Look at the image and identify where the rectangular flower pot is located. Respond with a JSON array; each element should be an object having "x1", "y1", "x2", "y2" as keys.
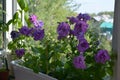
[
  {"x1": 11, "y1": 60, "x2": 57, "y2": 80},
  {"x1": 0, "y1": 70, "x2": 9, "y2": 80}
]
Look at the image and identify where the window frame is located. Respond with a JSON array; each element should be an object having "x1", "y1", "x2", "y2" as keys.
[{"x1": 112, "y1": 0, "x2": 120, "y2": 80}]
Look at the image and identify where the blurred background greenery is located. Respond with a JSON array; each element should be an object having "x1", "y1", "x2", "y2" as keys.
[{"x1": 0, "y1": 0, "x2": 3, "y2": 49}]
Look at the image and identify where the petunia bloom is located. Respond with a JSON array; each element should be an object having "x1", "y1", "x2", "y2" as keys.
[
  {"x1": 95, "y1": 49, "x2": 110, "y2": 64},
  {"x1": 32, "y1": 29, "x2": 44, "y2": 41},
  {"x1": 76, "y1": 32, "x2": 85, "y2": 40},
  {"x1": 67, "y1": 16, "x2": 79, "y2": 24},
  {"x1": 73, "y1": 55, "x2": 86, "y2": 69},
  {"x1": 33, "y1": 20, "x2": 44, "y2": 29},
  {"x1": 77, "y1": 13, "x2": 91, "y2": 22},
  {"x1": 10, "y1": 31, "x2": 20, "y2": 40},
  {"x1": 57, "y1": 22, "x2": 70, "y2": 39},
  {"x1": 19, "y1": 26, "x2": 31, "y2": 36},
  {"x1": 69, "y1": 30, "x2": 75, "y2": 36},
  {"x1": 15, "y1": 48, "x2": 25, "y2": 58},
  {"x1": 77, "y1": 39, "x2": 89, "y2": 53},
  {"x1": 29, "y1": 14, "x2": 37, "y2": 23},
  {"x1": 73, "y1": 21, "x2": 88, "y2": 36}
]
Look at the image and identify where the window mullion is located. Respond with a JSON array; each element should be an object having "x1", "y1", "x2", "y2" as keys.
[{"x1": 112, "y1": 0, "x2": 120, "y2": 80}]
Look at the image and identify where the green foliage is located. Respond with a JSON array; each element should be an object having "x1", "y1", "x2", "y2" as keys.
[
  {"x1": 17, "y1": 0, "x2": 29, "y2": 12},
  {"x1": 7, "y1": 10, "x2": 23, "y2": 29},
  {"x1": 89, "y1": 12, "x2": 113, "y2": 56},
  {"x1": 0, "y1": 21, "x2": 9, "y2": 32},
  {"x1": 21, "y1": 33, "x2": 71, "y2": 74}
]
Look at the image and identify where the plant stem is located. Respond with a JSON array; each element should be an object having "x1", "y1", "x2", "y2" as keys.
[
  {"x1": 45, "y1": 41, "x2": 49, "y2": 74},
  {"x1": 70, "y1": 36, "x2": 75, "y2": 55}
]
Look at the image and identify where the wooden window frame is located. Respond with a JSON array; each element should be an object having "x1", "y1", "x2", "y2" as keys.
[
  {"x1": 112, "y1": 0, "x2": 120, "y2": 80},
  {"x1": 0, "y1": 0, "x2": 6, "y2": 50}
]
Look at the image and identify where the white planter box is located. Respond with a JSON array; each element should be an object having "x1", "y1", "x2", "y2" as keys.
[{"x1": 11, "y1": 60, "x2": 57, "y2": 80}]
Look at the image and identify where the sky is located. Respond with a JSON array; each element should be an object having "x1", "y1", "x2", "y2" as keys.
[{"x1": 71, "y1": 0, "x2": 115, "y2": 14}]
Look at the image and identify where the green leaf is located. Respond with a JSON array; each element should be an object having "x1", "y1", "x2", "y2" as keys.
[
  {"x1": 0, "y1": 22, "x2": 9, "y2": 31},
  {"x1": 24, "y1": 13, "x2": 32, "y2": 27},
  {"x1": 13, "y1": 12, "x2": 19, "y2": 20},
  {"x1": 17, "y1": 0, "x2": 29, "y2": 12},
  {"x1": 8, "y1": 42, "x2": 16, "y2": 50},
  {"x1": 17, "y1": 18, "x2": 22, "y2": 28},
  {"x1": 31, "y1": 47, "x2": 40, "y2": 54},
  {"x1": 7, "y1": 19, "x2": 13, "y2": 26}
]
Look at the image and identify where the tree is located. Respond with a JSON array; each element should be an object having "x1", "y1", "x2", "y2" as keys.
[{"x1": 28, "y1": 0, "x2": 77, "y2": 34}]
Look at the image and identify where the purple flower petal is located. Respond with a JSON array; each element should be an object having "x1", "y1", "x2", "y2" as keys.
[
  {"x1": 73, "y1": 55, "x2": 86, "y2": 69},
  {"x1": 67, "y1": 16, "x2": 79, "y2": 24},
  {"x1": 29, "y1": 14, "x2": 37, "y2": 23},
  {"x1": 57, "y1": 22, "x2": 70, "y2": 39},
  {"x1": 76, "y1": 32, "x2": 85, "y2": 40},
  {"x1": 15, "y1": 48, "x2": 25, "y2": 58},
  {"x1": 33, "y1": 20, "x2": 44, "y2": 29},
  {"x1": 19, "y1": 26, "x2": 31, "y2": 36},
  {"x1": 33, "y1": 29, "x2": 44, "y2": 41},
  {"x1": 95, "y1": 50, "x2": 110, "y2": 64},
  {"x1": 10, "y1": 31, "x2": 20, "y2": 39},
  {"x1": 77, "y1": 13, "x2": 91, "y2": 22},
  {"x1": 77, "y1": 39, "x2": 89, "y2": 53},
  {"x1": 73, "y1": 21, "x2": 88, "y2": 35}
]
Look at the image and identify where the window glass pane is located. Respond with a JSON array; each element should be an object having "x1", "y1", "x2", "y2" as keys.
[
  {"x1": 0, "y1": 0, "x2": 3, "y2": 50},
  {"x1": 0, "y1": 31, "x2": 3, "y2": 49}
]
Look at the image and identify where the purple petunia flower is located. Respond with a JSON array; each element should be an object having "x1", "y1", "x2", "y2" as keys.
[
  {"x1": 27, "y1": 27, "x2": 35, "y2": 36},
  {"x1": 77, "y1": 13, "x2": 91, "y2": 22},
  {"x1": 77, "y1": 39, "x2": 89, "y2": 53},
  {"x1": 33, "y1": 20, "x2": 44, "y2": 29},
  {"x1": 19, "y1": 26, "x2": 31, "y2": 36},
  {"x1": 10, "y1": 31, "x2": 20, "y2": 39},
  {"x1": 95, "y1": 50, "x2": 110, "y2": 64},
  {"x1": 57, "y1": 36, "x2": 65, "y2": 40},
  {"x1": 67, "y1": 16, "x2": 79, "y2": 24},
  {"x1": 57, "y1": 22, "x2": 70, "y2": 39},
  {"x1": 76, "y1": 32, "x2": 85, "y2": 40},
  {"x1": 33, "y1": 29, "x2": 44, "y2": 41},
  {"x1": 69, "y1": 30, "x2": 74, "y2": 35},
  {"x1": 29, "y1": 14, "x2": 37, "y2": 23},
  {"x1": 73, "y1": 55, "x2": 86, "y2": 69},
  {"x1": 15, "y1": 48, "x2": 25, "y2": 58},
  {"x1": 73, "y1": 21, "x2": 88, "y2": 36}
]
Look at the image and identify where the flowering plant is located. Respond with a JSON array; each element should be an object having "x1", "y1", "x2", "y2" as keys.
[{"x1": 8, "y1": 13, "x2": 113, "y2": 80}]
